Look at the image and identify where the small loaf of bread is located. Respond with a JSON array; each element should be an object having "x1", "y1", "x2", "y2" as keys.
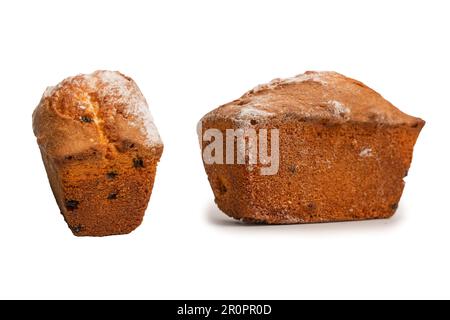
[
  {"x1": 199, "y1": 71, "x2": 424, "y2": 224},
  {"x1": 33, "y1": 71, "x2": 163, "y2": 236}
]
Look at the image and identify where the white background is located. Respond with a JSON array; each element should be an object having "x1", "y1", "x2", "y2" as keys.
[{"x1": 0, "y1": 0, "x2": 448, "y2": 300}]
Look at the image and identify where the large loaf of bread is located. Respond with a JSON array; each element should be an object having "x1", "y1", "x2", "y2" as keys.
[
  {"x1": 199, "y1": 71, "x2": 424, "y2": 224},
  {"x1": 33, "y1": 71, "x2": 163, "y2": 236}
]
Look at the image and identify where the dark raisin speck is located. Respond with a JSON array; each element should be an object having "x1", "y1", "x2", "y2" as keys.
[
  {"x1": 307, "y1": 202, "x2": 317, "y2": 211},
  {"x1": 71, "y1": 225, "x2": 83, "y2": 234},
  {"x1": 216, "y1": 178, "x2": 227, "y2": 196},
  {"x1": 106, "y1": 171, "x2": 118, "y2": 179},
  {"x1": 250, "y1": 119, "x2": 258, "y2": 126},
  {"x1": 288, "y1": 165, "x2": 297, "y2": 174},
  {"x1": 218, "y1": 184, "x2": 227, "y2": 195},
  {"x1": 65, "y1": 200, "x2": 79, "y2": 211},
  {"x1": 242, "y1": 218, "x2": 267, "y2": 225},
  {"x1": 107, "y1": 192, "x2": 118, "y2": 200},
  {"x1": 117, "y1": 140, "x2": 136, "y2": 152},
  {"x1": 391, "y1": 203, "x2": 399, "y2": 210},
  {"x1": 133, "y1": 158, "x2": 144, "y2": 168},
  {"x1": 80, "y1": 116, "x2": 94, "y2": 123}
]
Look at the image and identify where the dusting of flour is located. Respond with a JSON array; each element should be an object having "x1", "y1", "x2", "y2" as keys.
[
  {"x1": 239, "y1": 106, "x2": 274, "y2": 118},
  {"x1": 359, "y1": 147, "x2": 373, "y2": 157},
  {"x1": 250, "y1": 71, "x2": 331, "y2": 94},
  {"x1": 94, "y1": 71, "x2": 162, "y2": 145},
  {"x1": 328, "y1": 100, "x2": 350, "y2": 118},
  {"x1": 235, "y1": 95, "x2": 274, "y2": 126},
  {"x1": 94, "y1": 71, "x2": 161, "y2": 145},
  {"x1": 44, "y1": 71, "x2": 161, "y2": 146}
]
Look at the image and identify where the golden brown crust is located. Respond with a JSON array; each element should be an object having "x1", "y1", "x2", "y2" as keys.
[
  {"x1": 33, "y1": 71, "x2": 163, "y2": 236},
  {"x1": 202, "y1": 71, "x2": 424, "y2": 128},
  {"x1": 200, "y1": 72, "x2": 425, "y2": 224},
  {"x1": 33, "y1": 70, "x2": 162, "y2": 159}
]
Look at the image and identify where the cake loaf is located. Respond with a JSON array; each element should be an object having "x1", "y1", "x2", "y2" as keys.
[
  {"x1": 199, "y1": 71, "x2": 424, "y2": 224},
  {"x1": 33, "y1": 71, "x2": 163, "y2": 236}
]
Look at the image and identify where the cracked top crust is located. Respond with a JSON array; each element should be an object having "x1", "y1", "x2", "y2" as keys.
[
  {"x1": 201, "y1": 71, "x2": 425, "y2": 127},
  {"x1": 33, "y1": 70, "x2": 163, "y2": 158}
]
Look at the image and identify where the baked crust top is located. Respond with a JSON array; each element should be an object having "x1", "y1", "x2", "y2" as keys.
[
  {"x1": 33, "y1": 71, "x2": 162, "y2": 158},
  {"x1": 202, "y1": 71, "x2": 424, "y2": 127}
]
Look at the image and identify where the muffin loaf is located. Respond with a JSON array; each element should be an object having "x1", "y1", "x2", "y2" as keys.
[
  {"x1": 33, "y1": 71, "x2": 163, "y2": 236},
  {"x1": 199, "y1": 71, "x2": 424, "y2": 224}
]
